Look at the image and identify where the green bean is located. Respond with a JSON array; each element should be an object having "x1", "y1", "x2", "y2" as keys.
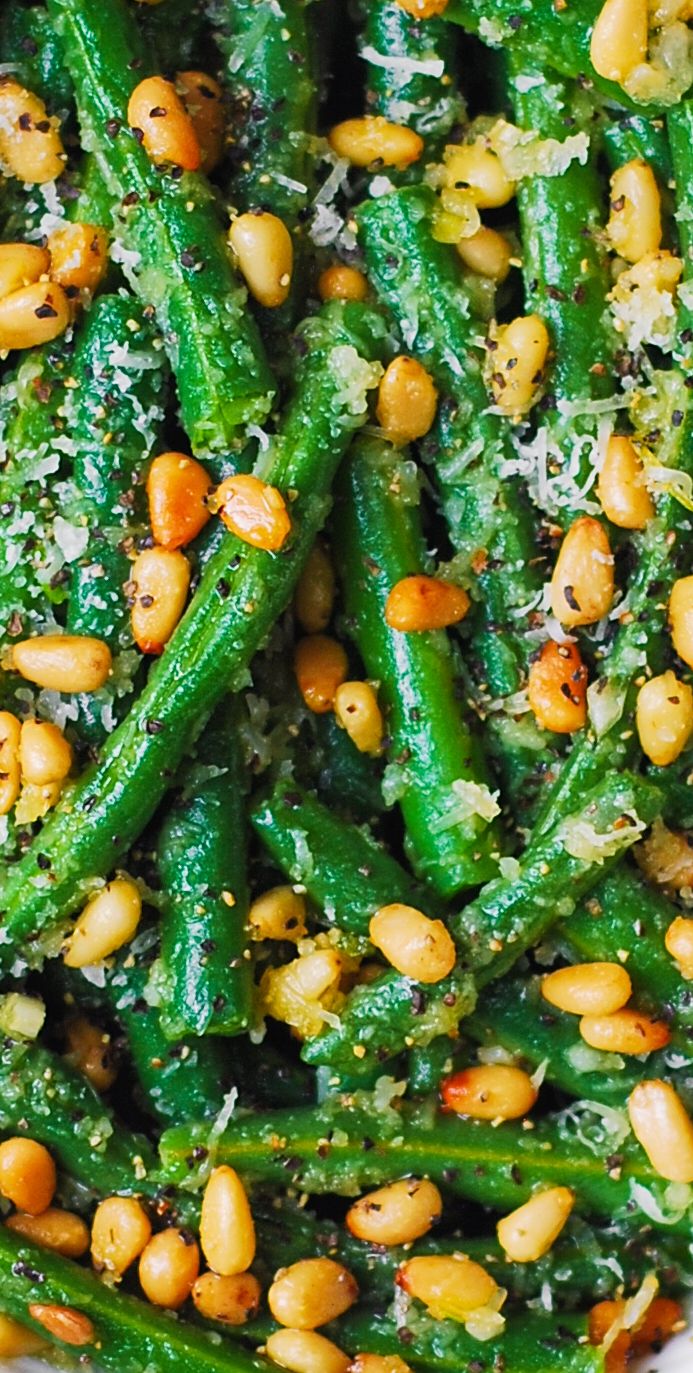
[{"x1": 359, "y1": 0, "x2": 464, "y2": 146}]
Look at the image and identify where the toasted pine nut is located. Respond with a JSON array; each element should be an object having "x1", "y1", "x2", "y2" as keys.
[
  {"x1": 265, "y1": 1328, "x2": 351, "y2": 1373},
  {"x1": 130, "y1": 546, "x2": 191, "y2": 655},
  {"x1": 147, "y1": 451, "x2": 212, "y2": 550},
  {"x1": 0, "y1": 711, "x2": 21, "y2": 815},
  {"x1": 396, "y1": 1255, "x2": 497, "y2": 1321},
  {"x1": 0, "y1": 244, "x2": 50, "y2": 301},
  {"x1": 0, "y1": 79, "x2": 65, "y2": 183},
  {"x1": 580, "y1": 1009, "x2": 671, "y2": 1055},
  {"x1": 294, "y1": 634, "x2": 348, "y2": 713},
  {"x1": 369, "y1": 903, "x2": 456, "y2": 984},
  {"x1": 249, "y1": 886, "x2": 308, "y2": 942},
  {"x1": 631, "y1": 1297, "x2": 685, "y2": 1354},
  {"x1": 11, "y1": 634, "x2": 112, "y2": 693},
  {"x1": 318, "y1": 265, "x2": 368, "y2": 302},
  {"x1": 590, "y1": 0, "x2": 648, "y2": 84},
  {"x1": 47, "y1": 223, "x2": 109, "y2": 293},
  {"x1": 28, "y1": 1305, "x2": 94, "y2": 1347},
  {"x1": 259, "y1": 948, "x2": 344, "y2": 1039},
  {"x1": 441, "y1": 1065, "x2": 538, "y2": 1121},
  {"x1": 0, "y1": 1315, "x2": 46, "y2": 1357},
  {"x1": 295, "y1": 541, "x2": 335, "y2": 634},
  {"x1": 665, "y1": 916, "x2": 693, "y2": 979},
  {"x1": 349, "y1": 1358, "x2": 413, "y2": 1373},
  {"x1": 346, "y1": 1178, "x2": 442, "y2": 1246},
  {"x1": 444, "y1": 140, "x2": 515, "y2": 209},
  {"x1": 669, "y1": 575, "x2": 693, "y2": 669},
  {"x1": 497, "y1": 1187, "x2": 574, "y2": 1263},
  {"x1": 128, "y1": 76, "x2": 200, "y2": 170},
  {"x1": 588, "y1": 1300, "x2": 631, "y2": 1368},
  {"x1": 616, "y1": 249, "x2": 682, "y2": 302},
  {"x1": 456, "y1": 225, "x2": 512, "y2": 282},
  {"x1": 636, "y1": 670, "x2": 693, "y2": 767},
  {"x1": 19, "y1": 719, "x2": 72, "y2": 786},
  {"x1": 528, "y1": 641, "x2": 588, "y2": 734},
  {"x1": 607, "y1": 161, "x2": 661, "y2": 264},
  {"x1": 139, "y1": 1227, "x2": 200, "y2": 1308},
  {"x1": 376, "y1": 356, "x2": 438, "y2": 445},
  {"x1": 597, "y1": 435, "x2": 654, "y2": 530},
  {"x1": 14, "y1": 780, "x2": 61, "y2": 825},
  {"x1": 328, "y1": 117, "x2": 423, "y2": 169},
  {"x1": 334, "y1": 681, "x2": 384, "y2": 756},
  {"x1": 0, "y1": 280, "x2": 69, "y2": 351},
  {"x1": 395, "y1": 0, "x2": 449, "y2": 15},
  {"x1": 0, "y1": 1138, "x2": 55, "y2": 1215},
  {"x1": 64, "y1": 878, "x2": 142, "y2": 968},
  {"x1": 488, "y1": 314, "x2": 549, "y2": 416},
  {"x1": 550, "y1": 516, "x2": 614, "y2": 628},
  {"x1": 628, "y1": 1079, "x2": 693, "y2": 1182},
  {"x1": 200, "y1": 1166, "x2": 256, "y2": 1276},
  {"x1": 269, "y1": 1257, "x2": 358, "y2": 1329},
  {"x1": 214, "y1": 473, "x2": 291, "y2": 551},
  {"x1": 91, "y1": 1196, "x2": 152, "y2": 1276},
  {"x1": 6, "y1": 1207, "x2": 89, "y2": 1258},
  {"x1": 64, "y1": 1016, "x2": 117, "y2": 1093},
  {"x1": 541, "y1": 962, "x2": 632, "y2": 1016},
  {"x1": 229, "y1": 211, "x2": 293, "y2": 308},
  {"x1": 175, "y1": 71, "x2": 225, "y2": 174},
  {"x1": 192, "y1": 1271, "x2": 262, "y2": 1325},
  {"x1": 384, "y1": 574, "x2": 470, "y2": 632}
]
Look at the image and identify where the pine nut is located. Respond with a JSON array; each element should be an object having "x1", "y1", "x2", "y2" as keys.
[
  {"x1": 329, "y1": 117, "x2": 423, "y2": 169},
  {"x1": 396, "y1": 1255, "x2": 497, "y2": 1321},
  {"x1": 91, "y1": 1196, "x2": 152, "y2": 1275},
  {"x1": 0, "y1": 711, "x2": 21, "y2": 816},
  {"x1": 0, "y1": 79, "x2": 65, "y2": 183},
  {"x1": 138, "y1": 1227, "x2": 200, "y2": 1308},
  {"x1": 488, "y1": 314, "x2": 549, "y2": 417},
  {"x1": 147, "y1": 451, "x2": 212, "y2": 551},
  {"x1": 269, "y1": 1257, "x2": 358, "y2": 1329},
  {"x1": 318, "y1": 265, "x2": 368, "y2": 302},
  {"x1": 384, "y1": 575, "x2": 470, "y2": 632},
  {"x1": 294, "y1": 634, "x2": 348, "y2": 713},
  {"x1": 346, "y1": 1178, "x2": 442, "y2": 1245},
  {"x1": 369, "y1": 903, "x2": 456, "y2": 984},
  {"x1": 260, "y1": 947, "x2": 344, "y2": 1039},
  {"x1": 192, "y1": 1271, "x2": 262, "y2": 1325},
  {"x1": 349, "y1": 1358, "x2": 413, "y2": 1373},
  {"x1": 395, "y1": 0, "x2": 449, "y2": 15},
  {"x1": 441, "y1": 1065, "x2": 538, "y2": 1121},
  {"x1": 63, "y1": 878, "x2": 142, "y2": 968},
  {"x1": 528, "y1": 641, "x2": 588, "y2": 734},
  {"x1": 628, "y1": 1080, "x2": 693, "y2": 1182},
  {"x1": 200, "y1": 1166, "x2": 256, "y2": 1276},
  {"x1": 580, "y1": 1009, "x2": 671, "y2": 1055},
  {"x1": 127, "y1": 75, "x2": 200, "y2": 170},
  {"x1": 607, "y1": 161, "x2": 661, "y2": 264},
  {"x1": 248, "y1": 886, "x2": 308, "y2": 942},
  {"x1": 130, "y1": 546, "x2": 191, "y2": 655},
  {"x1": 376, "y1": 356, "x2": 438, "y2": 445},
  {"x1": 444, "y1": 140, "x2": 516, "y2": 209},
  {"x1": 550, "y1": 516, "x2": 615, "y2": 627},
  {"x1": 19, "y1": 719, "x2": 72, "y2": 786},
  {"x1": 28, "y1": 1305, "x2": 94, "y2": 1347},
  {"x1": 0, "y1": 244, "x2": 50, "y2": 301},
  {"x1": 213, "y1": 473, "x2": 291, "y2": 551},
  {"x1": 0, "y1": 280, "x2": 70, "y2": 351},
  {"x1": 636, "y1": 670, "x2": 693, "y2": 766},
  {"x1": 229, "y1": 211, "x2": 294, "y2": 308},
  {"x1": 64, "y1": 1016, "x2": 118, "y2": 1093},
  {"x1": 6, "y1": 1207, "x2": 89, "y2": 1258},
  {"x1": 597, "y1": 435, "x2": 654, "y2": 530},
  {"x1": 0, "y1": 1137, "x2": 56, "y2": 1214},
  {"x1": 47, "y1": 223, "x2": 109, "y2": 293},
  {"x1": 590, "y1": 0, "x2": 648, "y2": 84},
  {"x1": 665, "y1": 916, "x2": 693, "y2": 979},
  {"x1": 334, "y1": 681, "x2": 384, "y2": 756},
  {"x1": 669, "y1": 575, "x2": 693, "y2": 669},
  {"x1": 175, "y1": 71, "x2": 225, "y2": 174},
  {"x1": 265, "y1": 1328, "x2": 351, "y2": 1373},
  {"x1": 497, "y1": 1187, "x2": 574, "y2": 1263},
  {"x1": 456, "y1": 225, "x2": 512, "y2": 282},
  {"x1": 295, "y1": 541, "x2": 335, "y2": 634},
  {"x1": 11, "y1": 634, "x2": 112, "y2": 694},
  {"x1": 541, "y1": 962, "x2": 632, "y2": 1016}
]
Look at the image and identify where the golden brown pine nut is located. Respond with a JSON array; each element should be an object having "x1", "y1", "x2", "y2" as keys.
[
  {"x1": 346, "y1": 1178, "x2": 442, "y2": 1246},
  {"x1": 229, "y1": 212, "x2": 294, "y2": 308},
  {"x1": 192, "y1": 1271, "x2": 262, "y2": 1325},
  {"x1": 128, "y1": 76, "x2": 200, "y2": 170},
  {"x1": 441, "y1": 1065, "x2": 538, "y2": 1120},
  {"x1": 139, "y1": 1227, "x2": 200, "y2": 1308},
  {"x1": 395, "y1": 0, "x2": 449, "y2": 15},
  {"x1": 636, "y1": 670, "x2": 693, "y2": 766},
  {"x1": 175, "y1": 71, "x2": 225, "y2": 174},
  {"x1": 91, "y1": 1196, "x2": 152, "y2": 1276},
  {"x1": 130, "y1": 546, "x2": 191, "y2": 655},
  {"x1": 384, "y1": 575, "x2": 470, "y2": 632},
  {"x1": 328, "y1": 117, "x2": 423, "y2": 169},
  {"x1": 294, "y1": 634, "x2": 348, "y2": 713},
  {"x1": 64, "y1": 1016, "x2": 117, "y2": 1093},
  {"x1": 665, "y1": 916, "x2": 693, "y2": 979},
  {"x1": 269, "y1": 1258, "x2": 358, "y2": 1330},
  {"x1": 248, "y1": 886, "x2": 308, "y2": 943},
  {"x1": 0, "y1": 1315, "x2": 46, "y2": 1357},
  {"x1": 396, "y1": 1255, "x2": 497, "y2": 1321},
  {"x1": 318, "y1": 265, "x2": 368, "y2": 302},
  {"x1": 550, "y1": 516, "x2": 615, "y2": 627},
  {"x1": 445, "y1": 140, "x2": 515, "y2": 209},
  {"x1": 349, "y1": 1358, "x2": 413, "y2": 1373},
  {"x1": 669, "y1": 575, "x2": 693, "y2": 669},
  {"x1": 496, "y1": 1187, "x2": 574, "y2": 1263},
  {"x1": 456, "y1": 226, "x2": 512, "y2": 282},
  {"x1": 631, "y1": 1297, "x2": 685, "y2": 1354},
  {"x1": 11, "y1": 634, "x2": 112, "y2": 693},
  {"x1": 295, "y1": 541, "x2": 335, "y2": 635},
  {"x1": 200, "y1": 1165, "x2": 256, "y2": 1277},
  {"x1": 369, "y1": 903, "x2": 456, "y2": 984},
  {"x1": 19, "y1": 719, "x2": 72, "y2": 786},
  {"x1": 579, "y1": 1009, "x2": 671, "y2": 1054},
  {"x1": 213, "y1": 473, "x2": 291, "y2": 550},
  {"x1": 597, "y1": 435, "x2": 654, "y2": 531},
  {"x1": 0, "y1": 711, "x2": 21, "y2": 816},
  {"x1": 0, "y1": 1138, "x2": 56, "y2": 1215},
  {"x1": 590, "y1": 0, "x2": 648, "y2": 83},
  {"x1": 628, "y1": 1079, "x2": 693, "y2": 1182},
  {"x1": 260, "y1": 947, "x2": 344, "y2": 1038},
  {"x1": 28, "y1": 1305, "x2": 94, "y2": 1347},
  {"x1": 527, "y1": 641, "x2": 588, "y2": 734},
  {"x1": 488, "y1": 314, "x2": 549, "y2": 416},
  {"x1": 147, "y1": 451, "x2": 212, "y2": 551},
  {"x1": 0, "y1": 280, "x2": 70, "y2": 351},
  {"x1": 47, "y1": 223, "x2": 109, "y2": 293},
  {"x1": 63, "y1": 878, "x2": 142, "y2": 968},
  {"x1": 0, "y1": 79, "x2": 65, "y2": 183},
  {"x1": 376, "y1": 356, "x2": 438, "y2": 445},
  {"x1": 333, "y1": 681, "x2": 384, "y2": 756},
  {"x1": 0, "y1": 244, "x2": 50, "y2": 301},
  {"x1": 265, "y1": 1328, "x2": 351, "y2": 1373},
  {"x1": 607, "y1": 161, "x2": 661, "y2": 265},
  {"x1": 5, "y1": 1208, "x2": 89, "y2": 1258},
  {"x1": 541, "y1": 962, "x2": 632, "y2": 1016},
  {"x1": 588, "y1": 1300, "x2": 631, "y2": 1369},
  {"x1": 14, "y1": 780, "x2": 62, "y2": 825}
]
